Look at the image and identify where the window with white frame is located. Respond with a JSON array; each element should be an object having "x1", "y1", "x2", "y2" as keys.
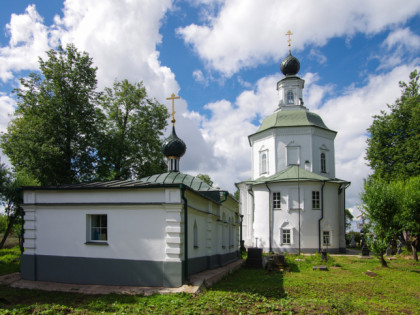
[
  {"x1": 282, "y1": 229, "x2": 291, "y2": 245},
  {"x1": 287, "y1": 91, "x2": 294, "y2": 104},
  {"x1": 321, "y1": 152, "x2": 326, "y2": 173},
  {"x1": 259, "y1": 150, "x2": 268, "y2": 175},
  {"x1": 273, "y1": 192, "x2": 281, "y2": 209},
  {"x1": 323, "y1": 231, "x2": 330, "y2": 246},
  {"x1": 312, "y1": 191, "x2": 320, "y2": 209},
  {"x1": 87, "y1": 214, "x2": 107, "y2": 242}
]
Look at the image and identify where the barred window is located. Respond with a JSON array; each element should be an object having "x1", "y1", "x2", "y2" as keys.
[
  {"x1": 312, "y1": 191, "x2": 320, "y2": 209},
  {"x1": 273, "y1": 192, "x2": 281, "y2": 209},
  {"x1": 323, "y1": 231, "x2": 330, "y2": 246}
]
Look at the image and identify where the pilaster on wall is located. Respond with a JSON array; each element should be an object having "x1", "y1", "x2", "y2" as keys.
[
  {"x1": 164, "y1": 205, "x2": 183, "y2": 262},
  {"x1": 23, "y1": 207, "x2": 36, "y2": 255},
  {"x1": 206, "y1": 214, "x2": 213, "y2": 256}
]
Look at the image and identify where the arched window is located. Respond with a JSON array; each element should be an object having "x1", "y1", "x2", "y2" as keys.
[
  {"x1": 261, "y1": 153, "x2": 267, "y2": 173},
  {"x1": 259, "y1": 149, "x2": 268, "y2": 175},
  {"x1": 321, "y1": 153, "x2": 326, "y2": 173},
  {"x1": 287, "y1": 91, "x2": 294, "y2": 104},
  {"x1": 193, "y1": 220, "x2": 198, "y2": 248}
]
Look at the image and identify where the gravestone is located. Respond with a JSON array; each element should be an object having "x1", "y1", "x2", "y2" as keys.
[
  {"x1": 313, "y1": 265, "x2": 328, "y2": 271},
  {"x1": 246, "y1": 247, "x2": 263, "y2": 268},
  {"x1": 321, "y1": 249, "x2": 328, "y2": 262}
]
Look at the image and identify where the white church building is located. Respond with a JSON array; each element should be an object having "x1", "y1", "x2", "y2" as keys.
[
  {"x1": 20, "y1": 107, "x2": 239, "y2": 287},
  {"x1": 236, "y1": 50, "x2": 350, "y2": 254}
]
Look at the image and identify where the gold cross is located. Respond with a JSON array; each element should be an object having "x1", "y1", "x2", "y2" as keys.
[
  {"x1": 166, "y1": 93, "x2": 180, "y2": 126},
  {"x1": 286, "y1": 30, "x2": 293, "y2": 51}
]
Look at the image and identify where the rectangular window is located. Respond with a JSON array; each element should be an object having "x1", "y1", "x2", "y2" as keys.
[
  {"x1": 88, "y1": 214, "x2": 107, "y2": 242},
  {"x1": 273, "y1": 192, "x2": 281, "y2": 209},
  {"x1": 282, "y1": 229, "x2": 291, "y2": 245},
  {"x1": 323, "y1": 231, "x2": 330, "y2": 246},
  {"x1": 312, "y1": 191, "x2": 320, "y2": 209}
]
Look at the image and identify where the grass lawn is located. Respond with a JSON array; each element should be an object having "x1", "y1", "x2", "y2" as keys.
[{"x1": 0, "y1": 249, "x2": 419, "y2": 314}]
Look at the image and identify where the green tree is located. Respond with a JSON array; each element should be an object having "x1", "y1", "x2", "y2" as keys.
[
  {"x1": 361, "y1": 178, "x2": 401, "y2": 267},
  {"x1": 1, "y1": 44, "x2": 100, "y2": 185},
  {"x1": 196, "y1": 174, "x2": 214, "y2": 187},
  {"x1": 399, "y1": 176, "x2": 420, "y2": 261},
  {"x1": 96, "y1": 79, "x2": 169, "y2": 180},
  {"x1": 345, "y1": 209, "x2": 354, "y2": 231},
  {"x1": 365, "y1": 70, "x2": 420, "y2": 181},
  {"x1": 0, "y1": 163, "x2": 37, "y2": 251}
]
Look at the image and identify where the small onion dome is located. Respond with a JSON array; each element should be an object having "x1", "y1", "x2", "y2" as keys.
[
  {"x1": 280, "y1": 53, "x2": 300, "y2": 76},
  {"x1": 162, "y1": 126, "x2": 186, "y2": 158}
]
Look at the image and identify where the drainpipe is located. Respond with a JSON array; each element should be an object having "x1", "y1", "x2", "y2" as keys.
[
  {"x1": 239, "y1": 214, "x2": 244, "y2": 256},
  {"x1": 318, "y1": 181, "x2": 327, "y2": 253},
  {"x1": 247, "y1": 185, "x2": 255, "y2": 247},
  {"x1": 265, "y1": 182, "x2": 272, "y2": 253},
  {"x1": 180, "y1": 184, "x2": 189, "y2": 282}
]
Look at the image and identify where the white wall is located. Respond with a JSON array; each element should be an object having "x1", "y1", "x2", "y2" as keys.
[
  {"x1": 25, "y1": 205, "x2": 168, "y2": 261},
  {"x1": 23, "y1": 187, "x2": 239, "y2": 263},
  {"x1": 241, "y1": 181, "x2": 345, "y2": 252},
  {"x1": 249, "y1": 126, "x2": 336, "y2": 179},
  {"x1": 24, "y1": 188, "x2": 172, "y2": 205}
]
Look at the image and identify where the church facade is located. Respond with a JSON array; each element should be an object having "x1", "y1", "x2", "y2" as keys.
[
  {"x1": 20, "y1": 105, "x2": 239, "y2": 287},
  {"x1": 236, "y1": 51, "x2": 350, "y2": 253}
]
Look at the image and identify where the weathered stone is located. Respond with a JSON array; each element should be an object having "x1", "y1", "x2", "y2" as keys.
[{"x1": 313, "y1": 265, "x2": 328, "y2": 271}]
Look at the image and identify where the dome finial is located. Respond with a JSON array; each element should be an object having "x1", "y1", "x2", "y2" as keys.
[
  {"x1": 163, "y1": 93, "x2": 186, "y2": 172},
  {"x1": 166, "y1": 93, "x2": 180, "y2": 127},
  {"x1": 280, "y1": 31, "x2": 300, "y2": 76},
  {"x1": 285, "y1": 30, "x2": 293, "y2": 54}
]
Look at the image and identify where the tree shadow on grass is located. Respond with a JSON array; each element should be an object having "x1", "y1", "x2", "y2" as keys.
[{"x1": 210, "y1": 266, "x2": 288, "y2": 299}]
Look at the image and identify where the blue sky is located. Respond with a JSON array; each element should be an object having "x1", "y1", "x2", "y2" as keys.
[{"x1": 0, "y1": 0, "x2": 419, "y2": 217}]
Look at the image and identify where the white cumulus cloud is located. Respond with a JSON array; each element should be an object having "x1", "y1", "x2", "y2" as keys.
[{"x1": 177, "y1": 0, "x2": 420, "y2": 76}]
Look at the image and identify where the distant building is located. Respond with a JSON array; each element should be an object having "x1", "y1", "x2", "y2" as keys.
[
  {"x1": 20, "y1": 104, "x2": 239, "y2": 287},
  {"x1": 236, "y1": 50, "x2": 350, "y2": 253}
]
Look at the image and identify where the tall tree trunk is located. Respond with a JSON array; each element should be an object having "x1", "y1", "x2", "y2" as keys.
[
  {"x1": 379, "y1": 254, "x2": 388, "y2": 267},
  {"x1": 412, "y1": 237, "x2": 418, "y2": 262},
  {"x1": 0, "y1": 215, "x2": 16, "y2": 249}
]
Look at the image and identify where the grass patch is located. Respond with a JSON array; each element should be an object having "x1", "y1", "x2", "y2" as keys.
[
  {"x1": 0, "y1": 249, "x2": 419, "y2": 314},
  {"x1": 0, "y1": 246, "x2": 20, "y2": 276}
]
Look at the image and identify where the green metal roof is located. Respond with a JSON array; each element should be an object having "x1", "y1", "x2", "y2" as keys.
[
  {"x1": 251, "y1": 110, "x2": 335, "y2": 138},
  {"x1": 23, "y1": 172, "x2": 230, "y2": 204},
  {"x1": 140, "y1": 172, "x2": 230, "y2": 203},
  {"x1": 238, "y1": 165, "x2": 349, "y2": 186},
  {"x1": 140, "y1": 172, "x2": 218, "y2": 192}
]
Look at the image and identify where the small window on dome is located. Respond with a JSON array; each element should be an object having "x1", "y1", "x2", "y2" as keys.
[{"x1": 287, "y1": 91, "x2": 294, "y2": 104}]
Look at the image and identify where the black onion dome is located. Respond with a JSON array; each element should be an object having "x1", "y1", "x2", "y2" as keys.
[
  {"x1": 162, "y1": 126, "x2": 186, "y2": 158},
  {"x1": 280, "y1": 53, "x2": 300, "y2": 76}
]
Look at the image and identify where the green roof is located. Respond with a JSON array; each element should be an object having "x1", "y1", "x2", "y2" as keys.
[
  {"x1": 140, "y1": 172, "x2": 218, "y2": 192},
  {"x1": 238, "y1": 165, "x2": 349, "y2": 186},
  {"x1": 141, "y1": 172, "x2": 229, "y2": 203},
  {"x1": 251, "y1": 110, "x2": 335, "y2": 137},
  {"x1": 24, "y1": 172, "x2": 230, "y2": 204}
]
